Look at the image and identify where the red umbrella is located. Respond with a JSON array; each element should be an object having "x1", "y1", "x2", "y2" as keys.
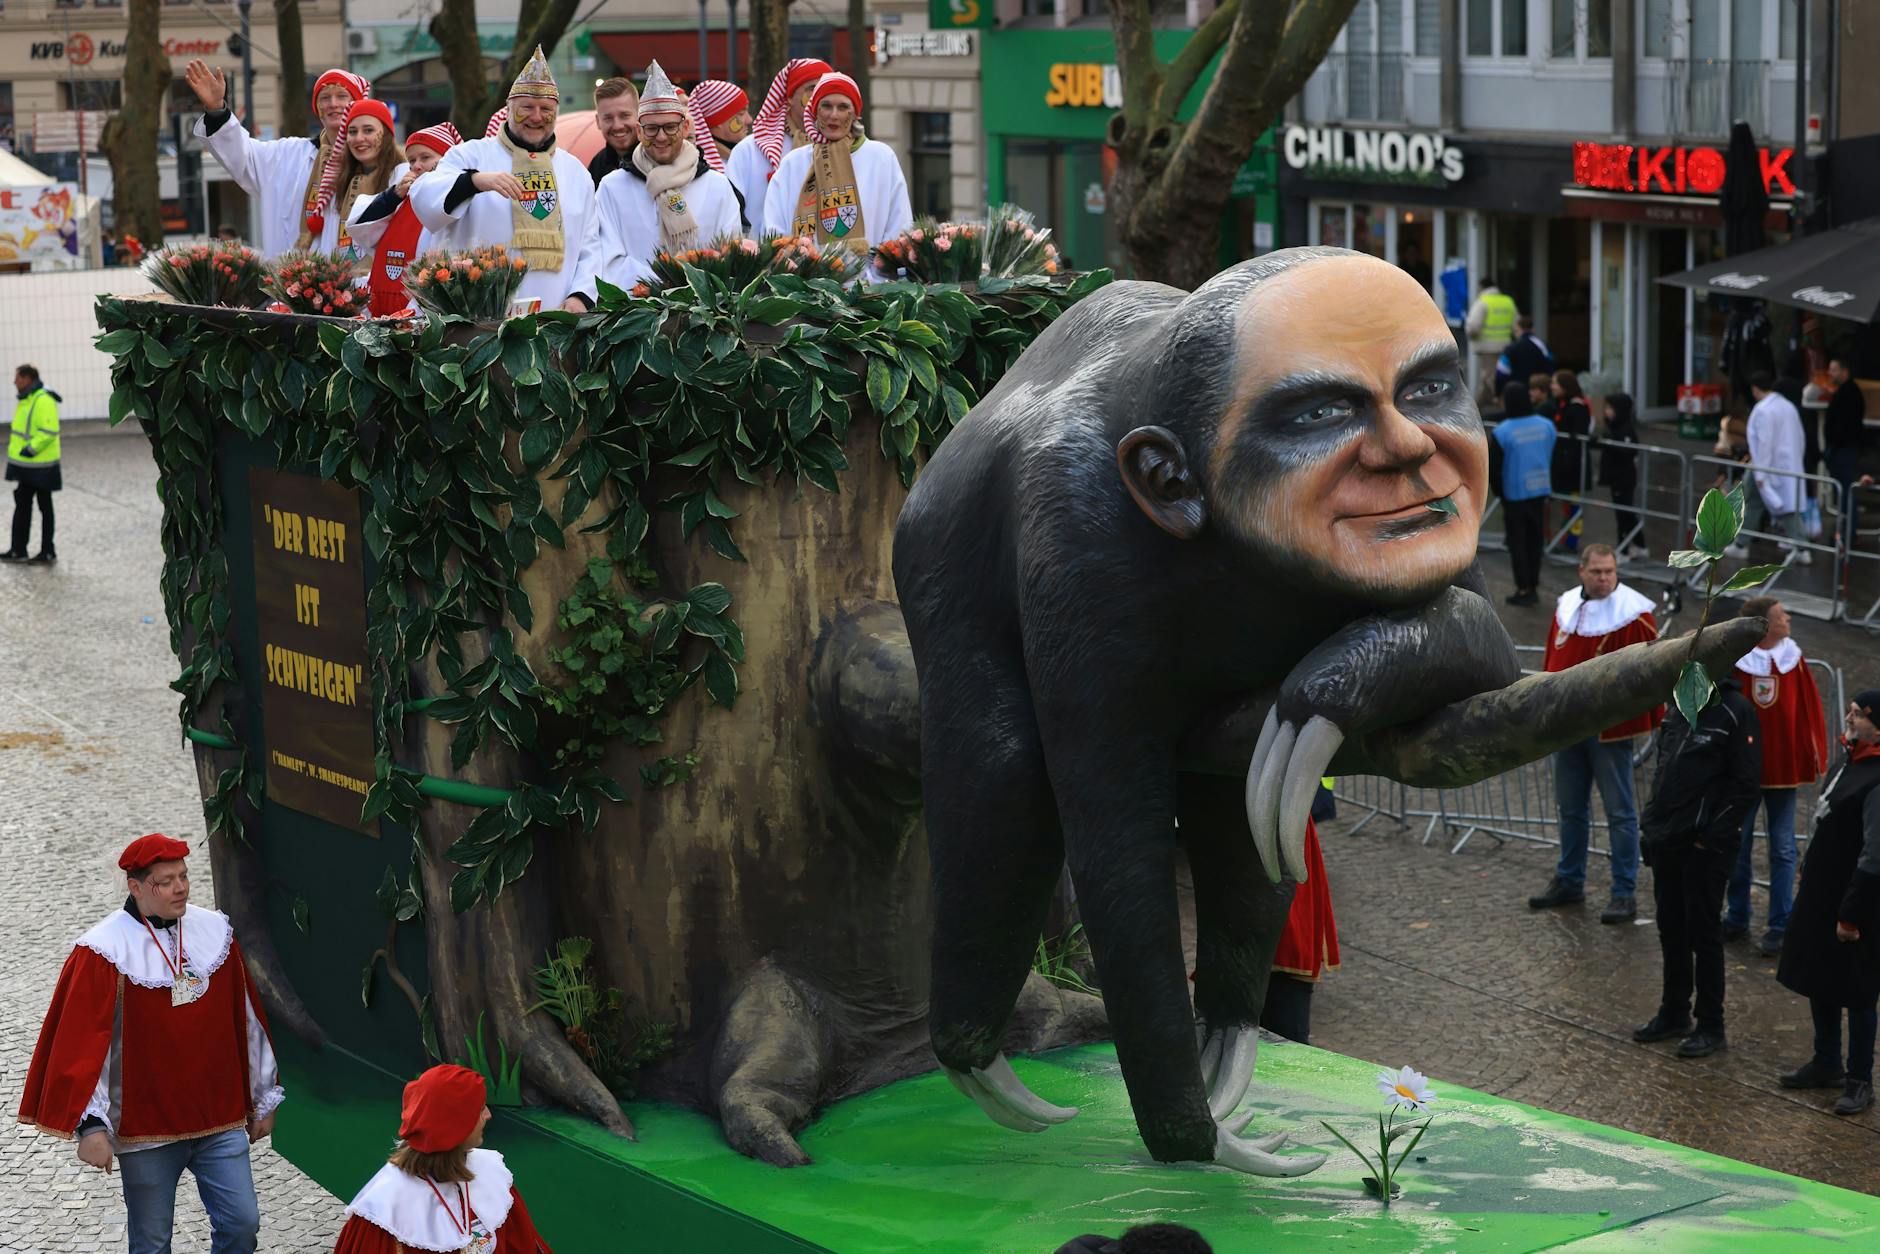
[{"x1": 554, "y1": 110, "x2": 605, "y2": 165}]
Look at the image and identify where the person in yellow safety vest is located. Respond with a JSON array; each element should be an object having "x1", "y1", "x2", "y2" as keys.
[
  {"x1": 4, "y1": 363, "x2": 61, "y2": 564},
  {"x1": 1466, "y1": 277, "x2": 1518, "y2": 408}
]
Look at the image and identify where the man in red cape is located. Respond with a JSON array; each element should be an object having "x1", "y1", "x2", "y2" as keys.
[
  {"x1": 335, "y1": 1064, "x2": 552, "y2": 1252},
  {"x1": 1728, "y1": 595, "x2": 1827, "y2": 956},
  {"x1": 1529, "y1": 544, "x2": 1662, "y2": 922},
  {"x1": 17, "y1": 833, "x2": 283, "y2": 1253}
]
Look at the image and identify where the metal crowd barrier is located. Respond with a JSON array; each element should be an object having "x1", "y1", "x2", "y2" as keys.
[
  {"x1": 1539, "y1": 432, "x2": 1693, "y2": 566},
  {"x1": 1686, "y1": 453, "x2": 1846, "y2": 621},
  {"x1": 1476, "y1": 427, "x2": 1880, "y2": 629},
  {"x1": 1334, "y1": 653, "x2": 1847, "y2": 895}
]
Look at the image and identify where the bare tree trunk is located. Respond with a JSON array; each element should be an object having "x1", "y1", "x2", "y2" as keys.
[
  {"x1": 846, "y1": 0, "x2": 869, "y2": 107},
  {"x1": 102, "y1": 0, "x2": 166, "y2": 249},
  {"x1": 1107, "y1": 0, "x2": 1357, "y2": 287},
  {"x1": 273, "y1": 0, "x2": 310, "y2": 138},
  {"x1": 748, "y1": 0, "x2": 794, "y2": 105},
  {"x1": 433, "y1": 0, "x2": 581, "y2": 141}
]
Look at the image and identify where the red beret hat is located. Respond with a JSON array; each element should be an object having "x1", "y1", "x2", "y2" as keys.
[
  {"x1": 118, "y1": 833, "x2": 190, "y2": 872},
  {"x1": 399, "y1": 1064, "x2": 487, "y2": 1153}
]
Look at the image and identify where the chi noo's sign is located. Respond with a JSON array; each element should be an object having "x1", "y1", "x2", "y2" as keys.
[{"x1": 1282, "y1": 124, "x2": 1465, "y2": 185}]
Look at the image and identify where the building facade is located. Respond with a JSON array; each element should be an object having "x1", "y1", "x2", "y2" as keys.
[{"x1": 1284, "y1": 0, "x2": 1837, "y2": 408}]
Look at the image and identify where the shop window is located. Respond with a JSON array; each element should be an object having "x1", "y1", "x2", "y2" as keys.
[
  {"x1": 910, "y1": 112, "x2": 952, "y2": 219},
  {"x1": 1021, "y1": 0, "x2": 1056, "y2": 15},
  {"x1": 1415, "y1": 0, "x2": 1442, "y2": 56},
  {"x1": 0, "y1": 83, "x2": 13, "y2": 154},
  {"x1": 1467, "y1": 0, "x2": 1525, "y2": 57},
  {"x1": 60, "y1": 80, "x2": 123, "y2": 111},
  {"x1": 1552, "y1": 1, "x2": 1612, "y2": 60},
  {"x1": 1780, "y1": 1, "x2": 1797, "y2": 59},
  {"x1": 1643, "y1": 0, "x2": 1674, "y2": 57}
]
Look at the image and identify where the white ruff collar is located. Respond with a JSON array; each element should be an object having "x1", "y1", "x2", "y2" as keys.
[
  {"x1": 344, "y1": 1149, "x2": 515, "y2": 1252},
  {"x1": 1554, "y1": 583, "x2": 1656, "y2": 638},
  {"x1": 1737, "y1": 636, "x2": 1803, "y2": 676},
  {"x1": 74, "y1": 905, "x2": 234, "y2": 991}
]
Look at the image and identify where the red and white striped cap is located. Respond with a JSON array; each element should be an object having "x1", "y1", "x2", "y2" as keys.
[
  {"x1": 406, "y1": 121, "x2": 462, "y2": 157},
  {"x1": 690, "y1": 81, "x2": 748, "y2": 129}
]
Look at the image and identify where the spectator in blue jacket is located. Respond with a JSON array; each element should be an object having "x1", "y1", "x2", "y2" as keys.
[{"x1": 1489, "y1": 381, "x2": 1555, "y2": 607}]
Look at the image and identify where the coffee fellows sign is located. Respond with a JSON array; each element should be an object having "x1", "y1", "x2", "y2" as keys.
[
  {"x1": 249, "y1": 468, "x2": 377, "y2": 836},
  {"x1": 1281, "y1": 125, "x2": 1465, "y2": 188}
]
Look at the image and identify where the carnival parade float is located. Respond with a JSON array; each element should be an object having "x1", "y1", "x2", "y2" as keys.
[{"x1": 95, "y1": 241, "x2": 1880, "y2": 1250}]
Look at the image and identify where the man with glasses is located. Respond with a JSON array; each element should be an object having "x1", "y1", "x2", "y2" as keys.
[{"x1": 576, "y1": 61, "x2": 743, "y2": 297}]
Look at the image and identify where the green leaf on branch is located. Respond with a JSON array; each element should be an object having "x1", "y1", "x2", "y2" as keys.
[
  {"x1": 1694, "y1": 485, "x2": 1744, "y2": 554},
  {"x1": 1674, "y1": 661, "x2": 1716, "y2": 726},
  {"x1": 1719, "y1": 563, "x2": 1785, "y2": 593}
]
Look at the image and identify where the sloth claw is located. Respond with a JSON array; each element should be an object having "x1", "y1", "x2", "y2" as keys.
[
  {"x1": 1214, "y1": 1122, "x2": 1328, "y2": 1177},
  {"x1": 1203, "y1": 1024, "x2": 1260, "y2": 1120},
  {"x1": 943, "y1": 1054, "x2": 1078, "y2": 1133},
  {"x1": 1246, "y1": 712, "x2": 1344, "y2": 884}
]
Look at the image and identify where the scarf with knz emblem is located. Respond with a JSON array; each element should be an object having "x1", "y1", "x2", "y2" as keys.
[
  {"x1": 633, "y1": 140, "x2": 704, "y2": 253},
  {"x1": 792, "y1": 134, "x2": 867, "y2": 256},
  {"x1": 496, "y1": 127, "x2": 565, "y2": 272}
]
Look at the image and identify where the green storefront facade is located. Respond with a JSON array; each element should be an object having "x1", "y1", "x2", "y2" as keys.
[{"x1": 980, "y1": 27, "x2": 1276, "y2": 276}]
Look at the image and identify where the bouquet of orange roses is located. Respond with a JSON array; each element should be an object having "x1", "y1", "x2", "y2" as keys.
[
  {"x1": 142, "y1": 240, "x2": 267, "y2": 308},
  {"x1": 639, "y1": 234, "x2": 778, "y2": 293},
  {"x1": 264, "y1": 251, "x2": 365, "y2": 317},
  {"x1": 769, "y1": 234, "x2": 864, "y2": 285},
  {"x1": 404, "y1": 244, "x2": 529, "y2": 320},
  {"x1": 873, "y1": 219, "x2": 982, "y2": 284},
  {"x1": 981, "y1": 203, "x2": 1060, "y2": 279}
]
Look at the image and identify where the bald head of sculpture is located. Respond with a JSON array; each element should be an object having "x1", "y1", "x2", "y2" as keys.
[{"x1": 1116, "y1": 250, "x2": 1488, "y2": 606}]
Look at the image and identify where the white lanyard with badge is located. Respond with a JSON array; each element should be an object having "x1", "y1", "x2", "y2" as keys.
[
  {"x1": 141, "y1": 915, "x2": 206, "y2": 1006},
  {"x1": 426, "y1": 1178, "x2": 495, "y2": 1253}
]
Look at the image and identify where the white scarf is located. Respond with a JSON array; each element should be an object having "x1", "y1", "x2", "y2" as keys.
[
  {"x1": 634, "y1": 141, "x2": 704, "y2": 253},
  {"x1": 1736, "y1": 636, "x2": 1803, "y2": 675},
  {"x1": 342, "y1": 1149, "x2": 516, "y2": 1252},
  {"x1": 1553, "y1": 583, "x2": 1656, "y2": 638},
  {"x1": 74, "y1": 904, "x2": 234, "y2": 990}
]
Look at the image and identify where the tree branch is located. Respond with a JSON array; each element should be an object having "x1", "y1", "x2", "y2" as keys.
[
  {"x1": 479, "y1": 0, "x2": 582, "y2": 128},
  {"x1": 1156, "y1": 0, "x2": 1357, "y2": 215},
  {"x1": 1110, "y1": 0, "x2": 1167, "y2": 126},
  {"x1": 1154, "y1": 0, "x2": 1242, "y2": 121}
]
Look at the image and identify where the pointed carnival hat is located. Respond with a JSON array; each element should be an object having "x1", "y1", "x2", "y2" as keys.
[
  {"x1": 509, "y1": 45, "x2": 559, "y2": 101},
  {"x1": 637, "y1": 60, "x2": 685, "y2": 119}
]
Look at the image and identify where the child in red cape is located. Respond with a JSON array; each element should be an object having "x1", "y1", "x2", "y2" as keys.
[{"x1": 334, "y1": 1065, "x2": 551, "y2": 1253}]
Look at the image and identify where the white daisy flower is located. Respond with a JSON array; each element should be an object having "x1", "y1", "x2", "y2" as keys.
[{"x1": 1376, "y1": 1065, "x2": 1436, "y2": 1112}]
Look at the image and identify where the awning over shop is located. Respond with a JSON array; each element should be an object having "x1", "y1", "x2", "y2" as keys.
[{"x1": 1657, "y1": 217, "x2": 1880, "y2": 322}]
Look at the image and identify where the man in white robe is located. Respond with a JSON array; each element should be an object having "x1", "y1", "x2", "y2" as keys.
[
  {"x1": 727, "y1": 58, "x2": 830, "y2": 235},
  {"x1": 762, "y1": 73, "x2": 913, "y2": 281},
  {"x1": 408, "y1": 46, "x2": 597, "y2": 311},
  {"x1": 185, "y1": 59, "x2": 370, "y2": 258},
  {"x1": 575, "y1": 61, "x2": 744, "y2": 298}
]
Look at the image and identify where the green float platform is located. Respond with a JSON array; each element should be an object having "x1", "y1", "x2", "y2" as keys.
[{"x1": 275, "y1": 1035, "x2": 1880, "y2": 1252}]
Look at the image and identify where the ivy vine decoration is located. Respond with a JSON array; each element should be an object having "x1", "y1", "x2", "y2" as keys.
[{"x1": 95, "y1": 267, "x2": 1110, "y2": 918}]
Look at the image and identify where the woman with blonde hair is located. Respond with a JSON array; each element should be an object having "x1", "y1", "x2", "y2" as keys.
[
  {"x1": 333, "y1": 1064, "x2": 552, "y2": 1252},
  {"x1": 330, "y1": 100, "x2": 405, "y2": 263}
]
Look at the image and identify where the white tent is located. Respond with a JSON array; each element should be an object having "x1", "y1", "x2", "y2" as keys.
[{"x1": 0, "y1": 148, "x2": 54, "y2": 186}]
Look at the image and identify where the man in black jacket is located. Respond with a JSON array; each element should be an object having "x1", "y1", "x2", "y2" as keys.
[
  {"x1": 1823, "y1": 356, "x2": 1866, "y2": 548},
  {"x1": 1633, "y1": 669, "x2": 1763, "y2": 1058}
]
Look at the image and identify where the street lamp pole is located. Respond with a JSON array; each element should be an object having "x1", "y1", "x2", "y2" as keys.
[
  {"x1": 727, "y1": 0, "x2": 739, "y2": 87},
  {"x1": 698, "y1": 0, "x2": 710, "y2": 81},
  {"x1": 1792, "y1": 0, "x2": 1808, "y2": 234},
  {"x1": 237, "y1": 0, "x2": 255, "y2": 126}
]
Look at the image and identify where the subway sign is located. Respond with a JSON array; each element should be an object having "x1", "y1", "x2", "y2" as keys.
[
  {"x1": 1045, "y1": 63, "x2": 1123, "y2": 109},
  {"x1": 1571, "y1": 140, "x2": 1796, "y2": 197}
]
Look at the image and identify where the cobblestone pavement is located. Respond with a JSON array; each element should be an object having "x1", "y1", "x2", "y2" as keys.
[
  {"x1": 0, "y1": 427, "x2": 342, "y2": 1251},
  {"x1": 4, "y1": 428, "x2": 1878, "y2": 1252}
]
